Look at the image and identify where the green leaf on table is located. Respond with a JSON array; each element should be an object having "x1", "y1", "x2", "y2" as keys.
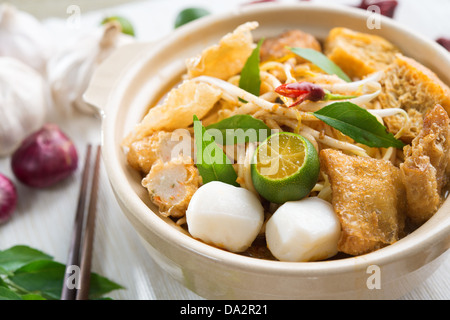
[
  {"x1": 194, "y1": 115, "x2": 239, "y2": 186},
  {"x1": 9, "y1": 259, "x2": 123, "y2": 300},
  {"x1": 0, "y1": 245, "x2": 53, "y2": 272},
  {"x1": 0, "y1": 266, "x2": 12, "y2": 277},
  {"x1": 0, "y1": 286, "x2": 23, "y2": 300},
  {"x1": 313, "y1": 102, "x2": 405, "y2": 149},
  {"x1": 0, "y1": 245, "x2": 123, "y2": 300},
  {"x1": 88, "y1": 273, "x2": 124, "y2": 299},
  {"x1": 239, "y1": 38, "x2": 264, "y2": 97},
  {"x1": 0, "y1": 275, "x2": 8, "y2": 287},
  {"x1": 290, "y1": 47, "x2": 352, "y2": 82},
  {"x1": 9, "y1": 260, "x2": 66, "y2": 300},
  {"x1": 21, "y1": 293, "x2": 47, "y2": 300},
  {"x1": 206, "y1": 114, "x2": 272, "y2": 145}
]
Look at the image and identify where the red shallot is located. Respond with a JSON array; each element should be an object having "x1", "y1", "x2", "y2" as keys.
[
  {"x1": 357, "y1": 0, "x2": 398, "y2": 18},
  {"x1": 437, "y1": 38, "x2": 450, "y2": 52},
  {"x1": 11, "y1": 124, "x2": 78, "y2": 188},
  {"x1": 0, "y1": 173, "x2": 17, "y2": 224}
]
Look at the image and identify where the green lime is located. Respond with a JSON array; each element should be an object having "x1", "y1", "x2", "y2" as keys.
[
  {"x1": 251, "y1": 132, "x2": 320, "y2": 204},
  {"x1": 101, "y1": 16, "x2": 135, "y2": 37},
  {"x1": 174, "y1": 7, "x2": 210, "y2": 28}
]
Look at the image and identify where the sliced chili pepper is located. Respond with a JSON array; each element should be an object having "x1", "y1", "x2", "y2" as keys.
[{"x1": 275, "y1": 82, "x2": 326, "y2": 107}]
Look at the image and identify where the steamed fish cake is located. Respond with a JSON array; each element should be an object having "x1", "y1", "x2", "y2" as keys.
[
  {"x1": 127, "y1": 130, "x2": 194, "y2": 174},
  {"x1": 142, "y1": 155, "x2": 201, "y2": 218}
]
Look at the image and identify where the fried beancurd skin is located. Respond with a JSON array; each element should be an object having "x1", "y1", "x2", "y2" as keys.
[
  {"x1": 122, "y1": 80, "x2": 222, "y2": 146},
  {"x1": 320, "y1": 149, "x2": 406, "y2": 256},
  {"x1": 186, "y1": 21, "x2": 258, "y2": 80},
  {"x1": 400, "y1": 105, "x2": 450, "y2": 225}
]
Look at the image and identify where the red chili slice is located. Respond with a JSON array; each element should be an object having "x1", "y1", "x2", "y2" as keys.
[{"x1": 275, "y1": 82, "x2": 326, "y2": 107}]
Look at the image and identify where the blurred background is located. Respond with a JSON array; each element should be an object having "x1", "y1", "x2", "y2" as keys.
[
  {"x1": 5, "y1": 0, "x2": 450, "y2": 42},
  {"x1": 6, "y1": 0, "x2": 145, "y2": 19}
]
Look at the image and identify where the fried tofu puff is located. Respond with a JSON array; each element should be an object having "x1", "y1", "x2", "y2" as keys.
[
  {"x1": 127, "y1": 130, "x2": 194, "y2": 174},
  {"x1": 320, "y1": 149, "x2": 406, "y2": 256},
  {"x1": 400, "y1": 105, "x2": 450, "y2": 225},
  {"x1": 324, "y1": 27, "x2": 399, "y2": 79},
  {"x1": 378, "y1": 54, "x2": 450, "y2": 142}
]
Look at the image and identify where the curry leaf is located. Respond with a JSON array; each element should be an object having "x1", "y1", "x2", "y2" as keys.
[
  {"x1": 0, "y1": 245, "x2": 123, "y2": 300},
  {"x1": 239, "y1": 38, "x2": 264, "y2": 96},
  {"x1": 88, "y1": 273, "x2": 124, "y2": 299},
  {"x1": 194, "y1": 115, "x2": 239, "y2": 186},
  {"x1": 21, "y1": 293, "x2": 46, "y2": 300},
  {"x1": 0, "y1": 287, "x2": 23, "y2": 300},
  {"x1": 313, "y1": 102, "x2": 405, "y2": 149},
  {"x1": 9, "y1": 259, "x2": 124, "y2": 300},
  {"x1": 0, "y1": 245, "x2": 53, "y2": 272},
  {"x1": 9, "y1": 260, "x2": 65, "y2": 300},
  {"x1": 289, "y1": 47, "x2": 351, "y2": 82},
  {"x1": 0, "y1": 266, "x2": 12, "y2": 277},
  {"x1": 206, "y1": 115, "x2": 272, "y2": 145}
]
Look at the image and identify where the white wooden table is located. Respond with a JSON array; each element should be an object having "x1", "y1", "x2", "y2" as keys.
[{"x1": 1, "y1": 0, "x2": 449, "y2": 300}]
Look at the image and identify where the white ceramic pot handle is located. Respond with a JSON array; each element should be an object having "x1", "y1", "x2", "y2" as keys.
[{"x1": 83, "y1": 41, "x2": 153, "y2": 114}]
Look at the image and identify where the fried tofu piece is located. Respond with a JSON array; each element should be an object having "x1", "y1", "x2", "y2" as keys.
[
  {"x1": 320, "y1": 149, "x2": 406, "y2": 256},
  {"x1": 378, "y1": 54, "x2": 450, "y2": 142},
  {"x1": 324, "y1": 28, "x2": 399, "y2": 79},
  {"x1": 400, "y1": 105, "x2": 450, "y2": 225},
  {"x1": 186, "y1": 21, "x2": 258, "y2": 80},
  {"x1": 260, "y1": 29, "x2": 322, "y2": 63},
  {"x1": 142, "y1": 155, "x2": 201, "y2": 218},
  {"x1": 127, "y1": 131, "x2": 194, "y2": 174}
]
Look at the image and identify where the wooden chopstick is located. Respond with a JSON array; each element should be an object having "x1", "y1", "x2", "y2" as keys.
[
  {"x1": 61, "y1": 144, "x2": 92, "y2": 300},
  {"x1": 61, "y1": 144, "x2": 102, "y2": 300},
  {"x1": 76, "y1": 145, "x2": 101, "y2": 300}
]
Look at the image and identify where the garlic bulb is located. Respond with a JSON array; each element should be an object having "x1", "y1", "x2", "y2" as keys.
[
  {"x1": 0, "y1": 3, "x2": 53, "y2": 74},
  {"x1": 47, "y1": 22, "x2": 134, "y2": 115},
  {"x1": 0, "y1": 57, "x2": 47, "y2": 157}
]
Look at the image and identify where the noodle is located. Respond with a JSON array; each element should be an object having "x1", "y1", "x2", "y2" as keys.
[{"x1": 244, "y1": 142, "x2": 258, "y2": 196}]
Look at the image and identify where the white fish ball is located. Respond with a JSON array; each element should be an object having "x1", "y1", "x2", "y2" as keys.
[
  {"x1": 186, "y1": 181, "x2": 264, "y2": 253},
  {"x1": 266, "y1": 197, "x2": 341, "y2": 262}
]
